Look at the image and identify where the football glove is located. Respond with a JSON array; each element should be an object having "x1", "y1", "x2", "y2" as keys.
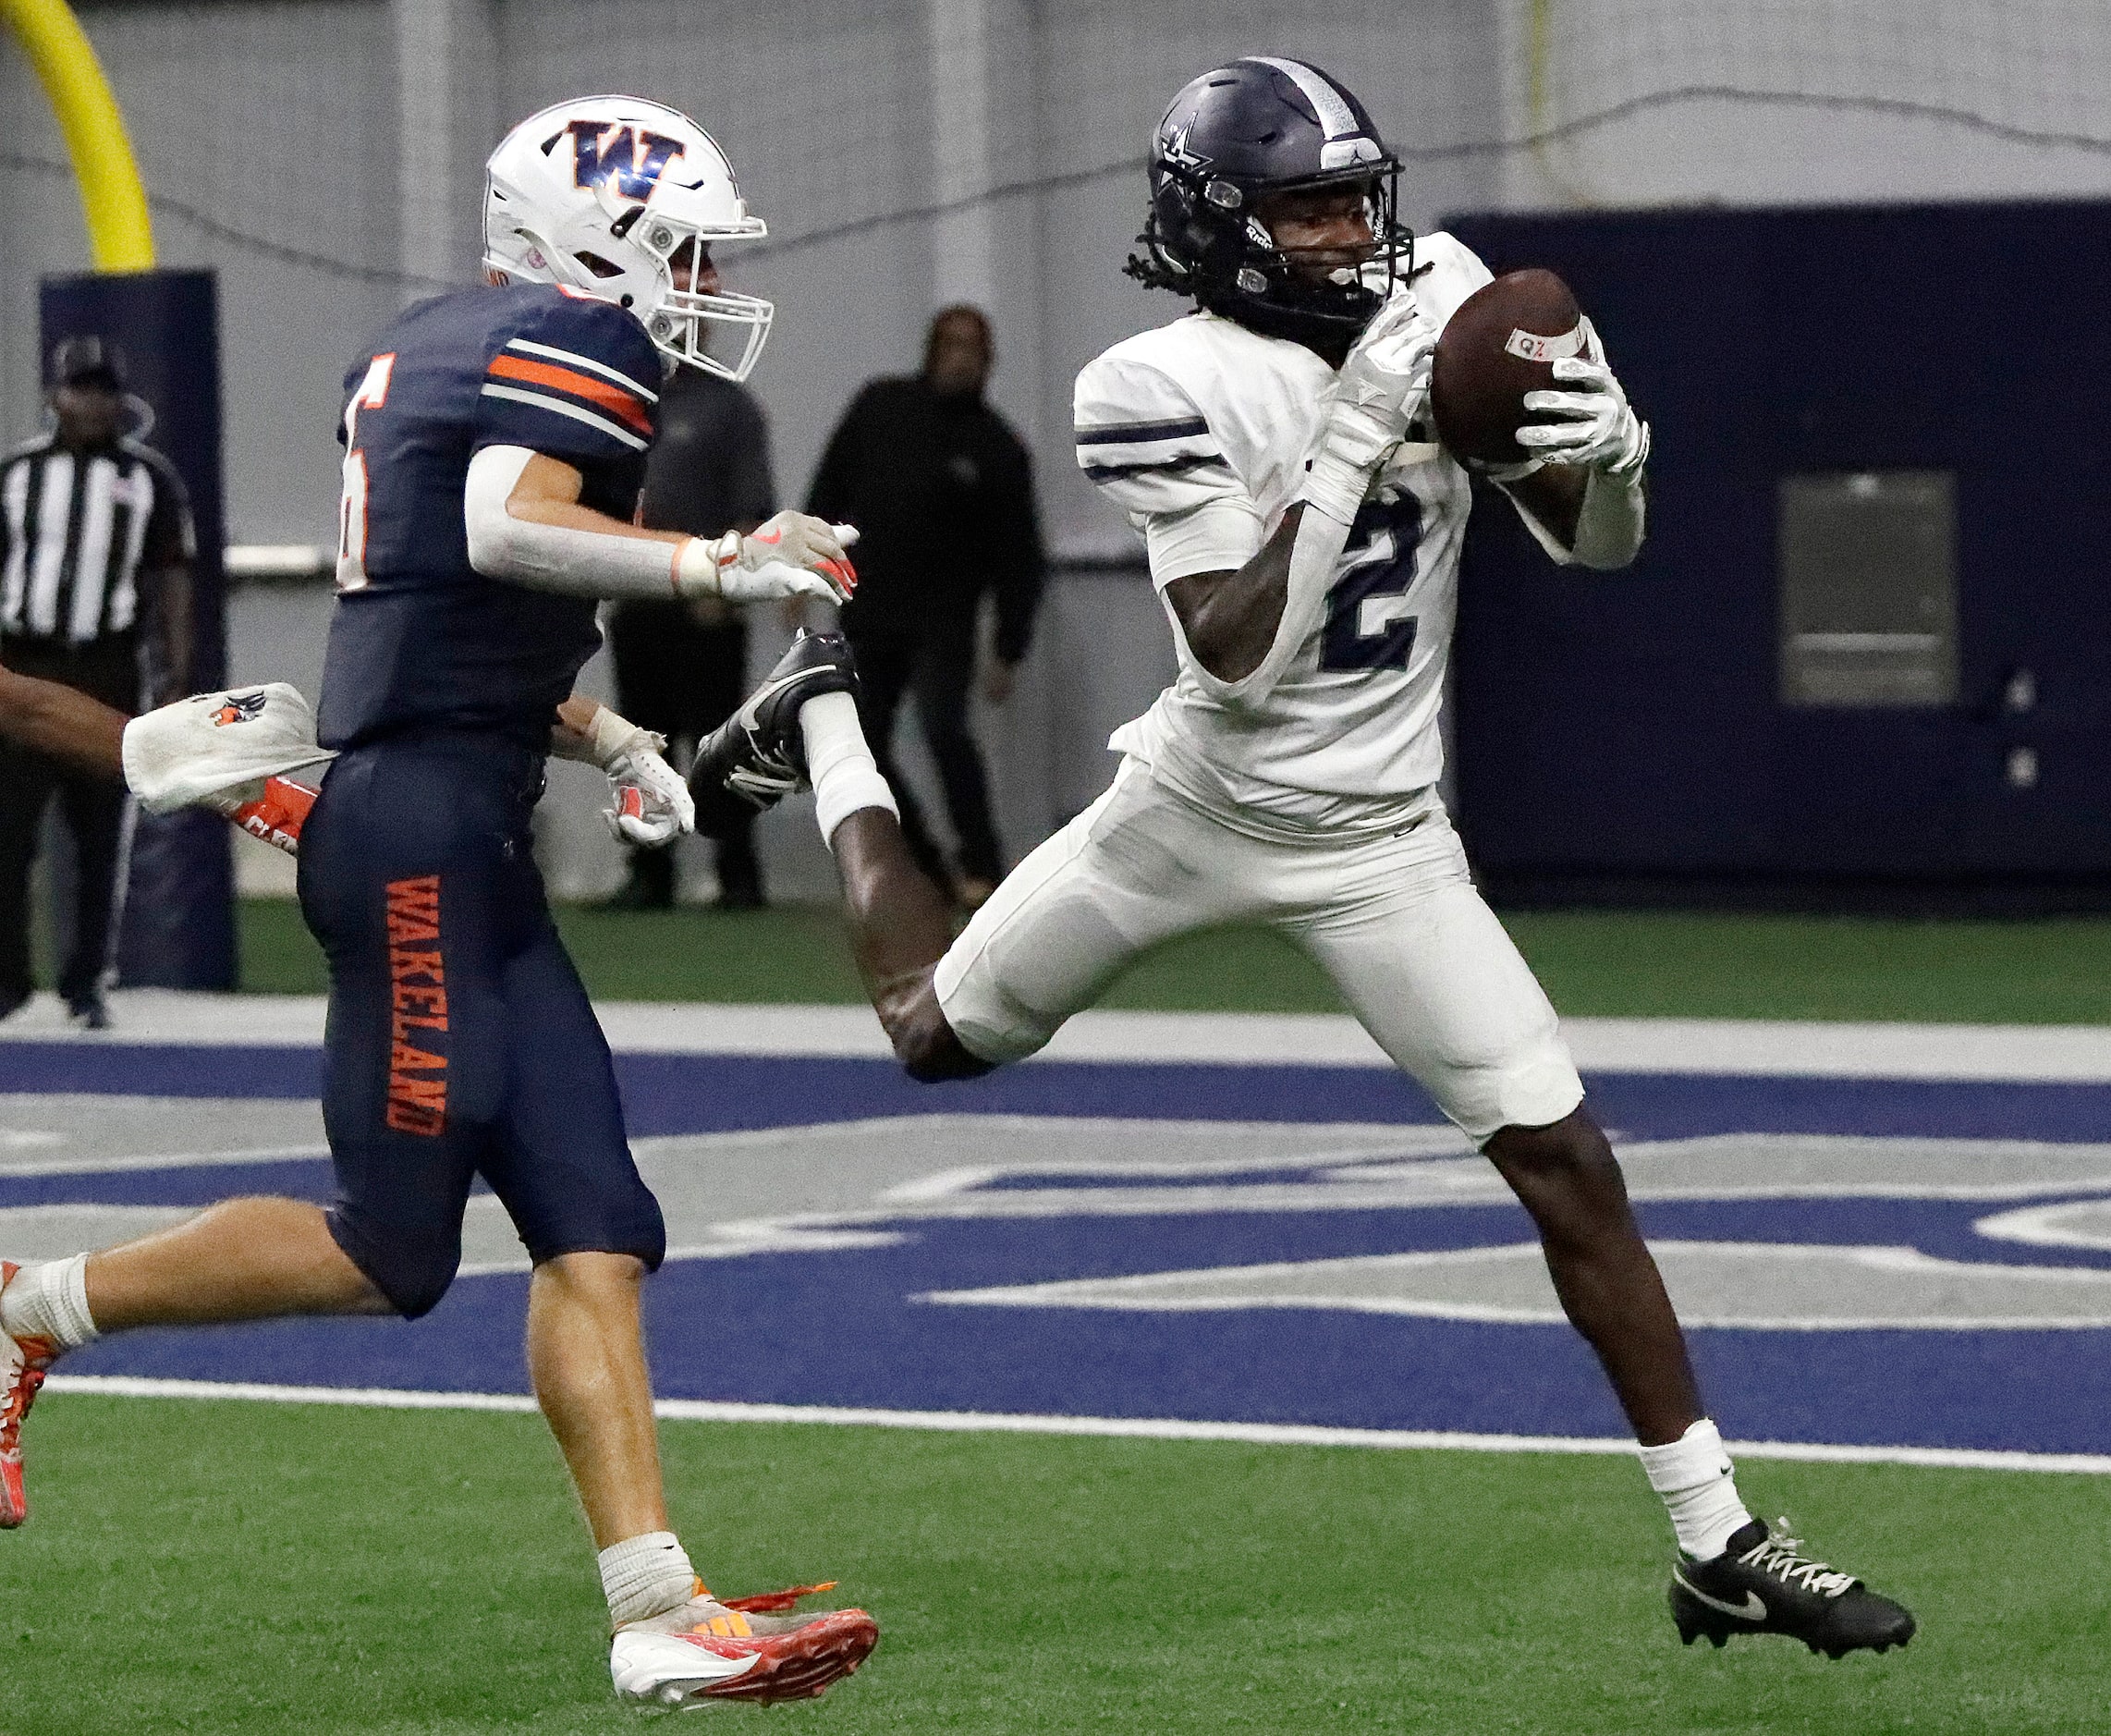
[
  {"x1": 1301, "y1": 292, "x2": 1436, "y2": 524},
  {"x1": 601, "y1": 727, "x2": 694, "y2": 848},
  {"x1": 1515, "y1": 316, "x2": 1650, "y2": 477},
  {"x1": 682, "y1": 512, "x2": 859, "y2": 605}
]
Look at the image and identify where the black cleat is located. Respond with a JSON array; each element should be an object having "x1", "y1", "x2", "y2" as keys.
[
  {"x1": 1670, "y1": 1517, "x2": 1915, "y2": 1660},
  {"x1": 689, "y1": 631, "x2": 860, "y2": 834}
]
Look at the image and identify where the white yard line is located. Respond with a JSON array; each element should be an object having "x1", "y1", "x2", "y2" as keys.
[
  {"x1": 3, "y1": 991, "x2": 2109, "y2": 1081},
  {"x1": 45, "y1": 1374, "x2": 2111, "y2": 1474}
]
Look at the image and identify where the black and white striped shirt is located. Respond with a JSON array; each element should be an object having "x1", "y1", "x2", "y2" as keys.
[{"x1": 0, "y1": 434, "x2": 193, "y2": 648}]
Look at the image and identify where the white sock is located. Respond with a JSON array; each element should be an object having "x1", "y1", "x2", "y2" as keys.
[
  {"x1": 0, "y1": 1253, "x2": 98, "y2": 1351},
  {"x1": 598, "y1": 1530, "x2": 697, "y2": 1627},
  {"x1": 799, "y1": 691, "x2": 897, "y2": 846},
  {"x1": 1639, "y1": 1418, "x2": 1753, "y2": 1561}
]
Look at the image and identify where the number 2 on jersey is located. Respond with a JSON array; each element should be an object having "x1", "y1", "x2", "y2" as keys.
[
  {"x1": 336, "y1": 353, "x2": 395, "y2": 593},
  {"x1": 1319, "y1": 493, "x2": 1423, "y2": 672}
]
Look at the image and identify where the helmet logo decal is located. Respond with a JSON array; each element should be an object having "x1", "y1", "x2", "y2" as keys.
[
  {"x1": 1161, "y1": 120, "x2": 1207, "y2": 171},
  {"x1": 209, "y1": 691, "x2": 268, "y2": 728},
  {"x1": 566, "y1": 120, "x2": 686, "y2": 202}
]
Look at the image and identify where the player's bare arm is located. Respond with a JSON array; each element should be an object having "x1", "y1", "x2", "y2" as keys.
[
  {"x1": 0, "y1": 658, "x2": 128, "y2": 778},
  {"x1": 1163, "y1": 508, "x2": 1302, "y2": 681}
]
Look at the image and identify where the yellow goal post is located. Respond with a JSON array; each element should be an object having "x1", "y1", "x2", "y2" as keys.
[{"x1": 2, "y1": 0, "x2": 153, "y2": 270}]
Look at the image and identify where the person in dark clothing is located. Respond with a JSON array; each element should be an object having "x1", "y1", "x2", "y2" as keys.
[
  {"x1": 0, "y1": 336, "x2": 194, "y2": 1027},
  {"x1": 604, "y1": 366, "x2": 777, "y2": 910},
  {"x1": 807, "y1": 305, "x2": 1043, "y2": 905}
]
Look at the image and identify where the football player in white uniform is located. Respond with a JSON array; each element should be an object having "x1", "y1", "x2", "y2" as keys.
[{"x1": 694, "y1": 57, "x2": 1911, "y2": 1659}]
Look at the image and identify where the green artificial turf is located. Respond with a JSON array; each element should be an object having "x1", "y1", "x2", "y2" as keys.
[
  {"x1": 7, "y1": 1394, "x2": 2107, "y2": 1733},
  {"x1": 235, "y1": 897, "x2": 2111, "y2": 1024}
]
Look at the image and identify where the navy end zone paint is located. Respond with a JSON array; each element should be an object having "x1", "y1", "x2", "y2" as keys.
[{"x1": 8, "y1": 1045, "x2": 2111, "y2": 1455}]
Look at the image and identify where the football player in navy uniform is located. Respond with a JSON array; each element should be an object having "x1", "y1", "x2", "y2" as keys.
[{"x1": 0, "y1": 97, "x2": 878, "y2": 1710}]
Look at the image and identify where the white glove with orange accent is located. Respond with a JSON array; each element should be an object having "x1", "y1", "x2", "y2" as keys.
[
  {"x1": 560, "y1": 706, "x2": 694, "y2": 847},
  {"x1": 677, "y1": 512, "x2": 859, "y2": 605}
]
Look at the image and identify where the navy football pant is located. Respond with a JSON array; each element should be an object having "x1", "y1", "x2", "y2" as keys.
[{"x1": 298, "y1": 735, "x2": 665, "y2": 1318}]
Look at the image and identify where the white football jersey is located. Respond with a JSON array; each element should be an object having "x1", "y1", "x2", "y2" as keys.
[{"x1": 1074, "y1": 232, "x2": 1495, "y2": 837}]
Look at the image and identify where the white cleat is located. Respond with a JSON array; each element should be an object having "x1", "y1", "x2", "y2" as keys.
[{"x1": 610, "y1": 1581, "x2": 879, "y2": 1708}]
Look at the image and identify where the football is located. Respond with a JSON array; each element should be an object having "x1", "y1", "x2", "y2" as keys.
[{"x1": 1429, "y1": 267, "x2": 1587, "y2": 467}]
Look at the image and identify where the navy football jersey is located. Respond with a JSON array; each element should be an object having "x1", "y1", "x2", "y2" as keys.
[{"x1": 319, "y1": 283, "x2": 663, "y2": 751}]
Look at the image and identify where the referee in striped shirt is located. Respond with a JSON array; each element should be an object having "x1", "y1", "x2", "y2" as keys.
[{"x1": 0, "y1": 336, "x2": 194, "y2": 1027}]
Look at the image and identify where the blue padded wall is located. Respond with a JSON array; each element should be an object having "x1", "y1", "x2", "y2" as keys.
[{"x1": 1443, "y1": 202, "x2": 2111, "y2": 910}]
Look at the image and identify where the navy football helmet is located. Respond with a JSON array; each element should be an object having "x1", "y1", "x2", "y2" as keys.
[{"x1": 1126, "y1": 57, "x2": 1412, "y2": 348}]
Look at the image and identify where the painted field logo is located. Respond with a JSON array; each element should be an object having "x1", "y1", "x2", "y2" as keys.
[{"x1": 384, "y1": 874, "x2": 447, "y2": 1136}]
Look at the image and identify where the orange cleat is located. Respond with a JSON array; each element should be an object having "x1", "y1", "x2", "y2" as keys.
[
  {"x1": 0, "y1": 1261, "x2": 58, "y2": 1529},
  {"x1": 609, "y1": 1580, "x2": 878, "y2": 1707}
]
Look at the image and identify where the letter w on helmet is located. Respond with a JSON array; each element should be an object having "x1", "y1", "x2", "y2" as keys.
[{"x1": 483, "y1": 95, "x2": 775, "y2": 380}]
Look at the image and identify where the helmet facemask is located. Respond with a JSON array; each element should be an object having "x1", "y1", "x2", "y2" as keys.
[
  {"x1": 625, "y1": 223, "x2": 775, "y2": 382},
  {"x1": 1136, "y1": 157, "x2": 1414, "y2": 349}
]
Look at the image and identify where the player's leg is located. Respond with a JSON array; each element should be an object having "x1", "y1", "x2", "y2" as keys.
[
  {"x1": 833, "y1": 745, "x2": 1238, "y2": 1075},
  {"x1": 79, "y1": 1198, "x2": 385, "y2": 1326},
  {"x1": 480, "y1": 921, "x2": 877, "y2": 1705},
  {"x1": 691, "y1": 632, "x2": 973, "y2": 1075},
  {"x1": 1288, "y1": 809, "x2": 1912, "y2": 1653},
  {"x1": 526, "y1": 1252, "x2": 663, "y2": 1543},
  {"x1": 1284, "y1": 813, "x2": 1696, "y2": 1433},
  {"x1": 695, "y1": 632, "x2": 1244, "y2": 1074},
  {"x1": 475, "y1": 915, "x2": 669, "y2": 1550}
]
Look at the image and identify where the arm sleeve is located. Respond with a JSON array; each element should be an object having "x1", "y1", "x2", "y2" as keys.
[
  {"x1": 1073, "y1": 353, "x2": 1263, "y2": 585},
  {"x1": 473, "y1": 294, "x2": 663, "y2": 468}
]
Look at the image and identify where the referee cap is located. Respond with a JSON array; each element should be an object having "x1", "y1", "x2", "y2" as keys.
[{"x1": 47, "y1": 334, "x2": 127, "y2": 391}]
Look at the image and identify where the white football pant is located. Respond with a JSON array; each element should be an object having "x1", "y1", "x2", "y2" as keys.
[{"x1": 934, "y1": 760, "x2": 1584, "y2": 1145}]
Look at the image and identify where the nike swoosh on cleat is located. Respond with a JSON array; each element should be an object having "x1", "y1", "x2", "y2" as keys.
[
  {"x1": 1674, "y1": 1570, "x2": 1766, "y2": 1622},
  {"x1": 733, "y1": 669, "x2": 815, "y2": 730}
]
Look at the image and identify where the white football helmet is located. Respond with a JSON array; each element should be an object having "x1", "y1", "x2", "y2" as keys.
[{"x1": 482, "y1": 95, "x2": 774, "y2": 381}]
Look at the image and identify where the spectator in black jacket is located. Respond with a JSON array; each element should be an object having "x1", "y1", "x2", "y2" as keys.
[{"x1": 807, "y1": 306, "x2": 1043, "y2": 907}]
